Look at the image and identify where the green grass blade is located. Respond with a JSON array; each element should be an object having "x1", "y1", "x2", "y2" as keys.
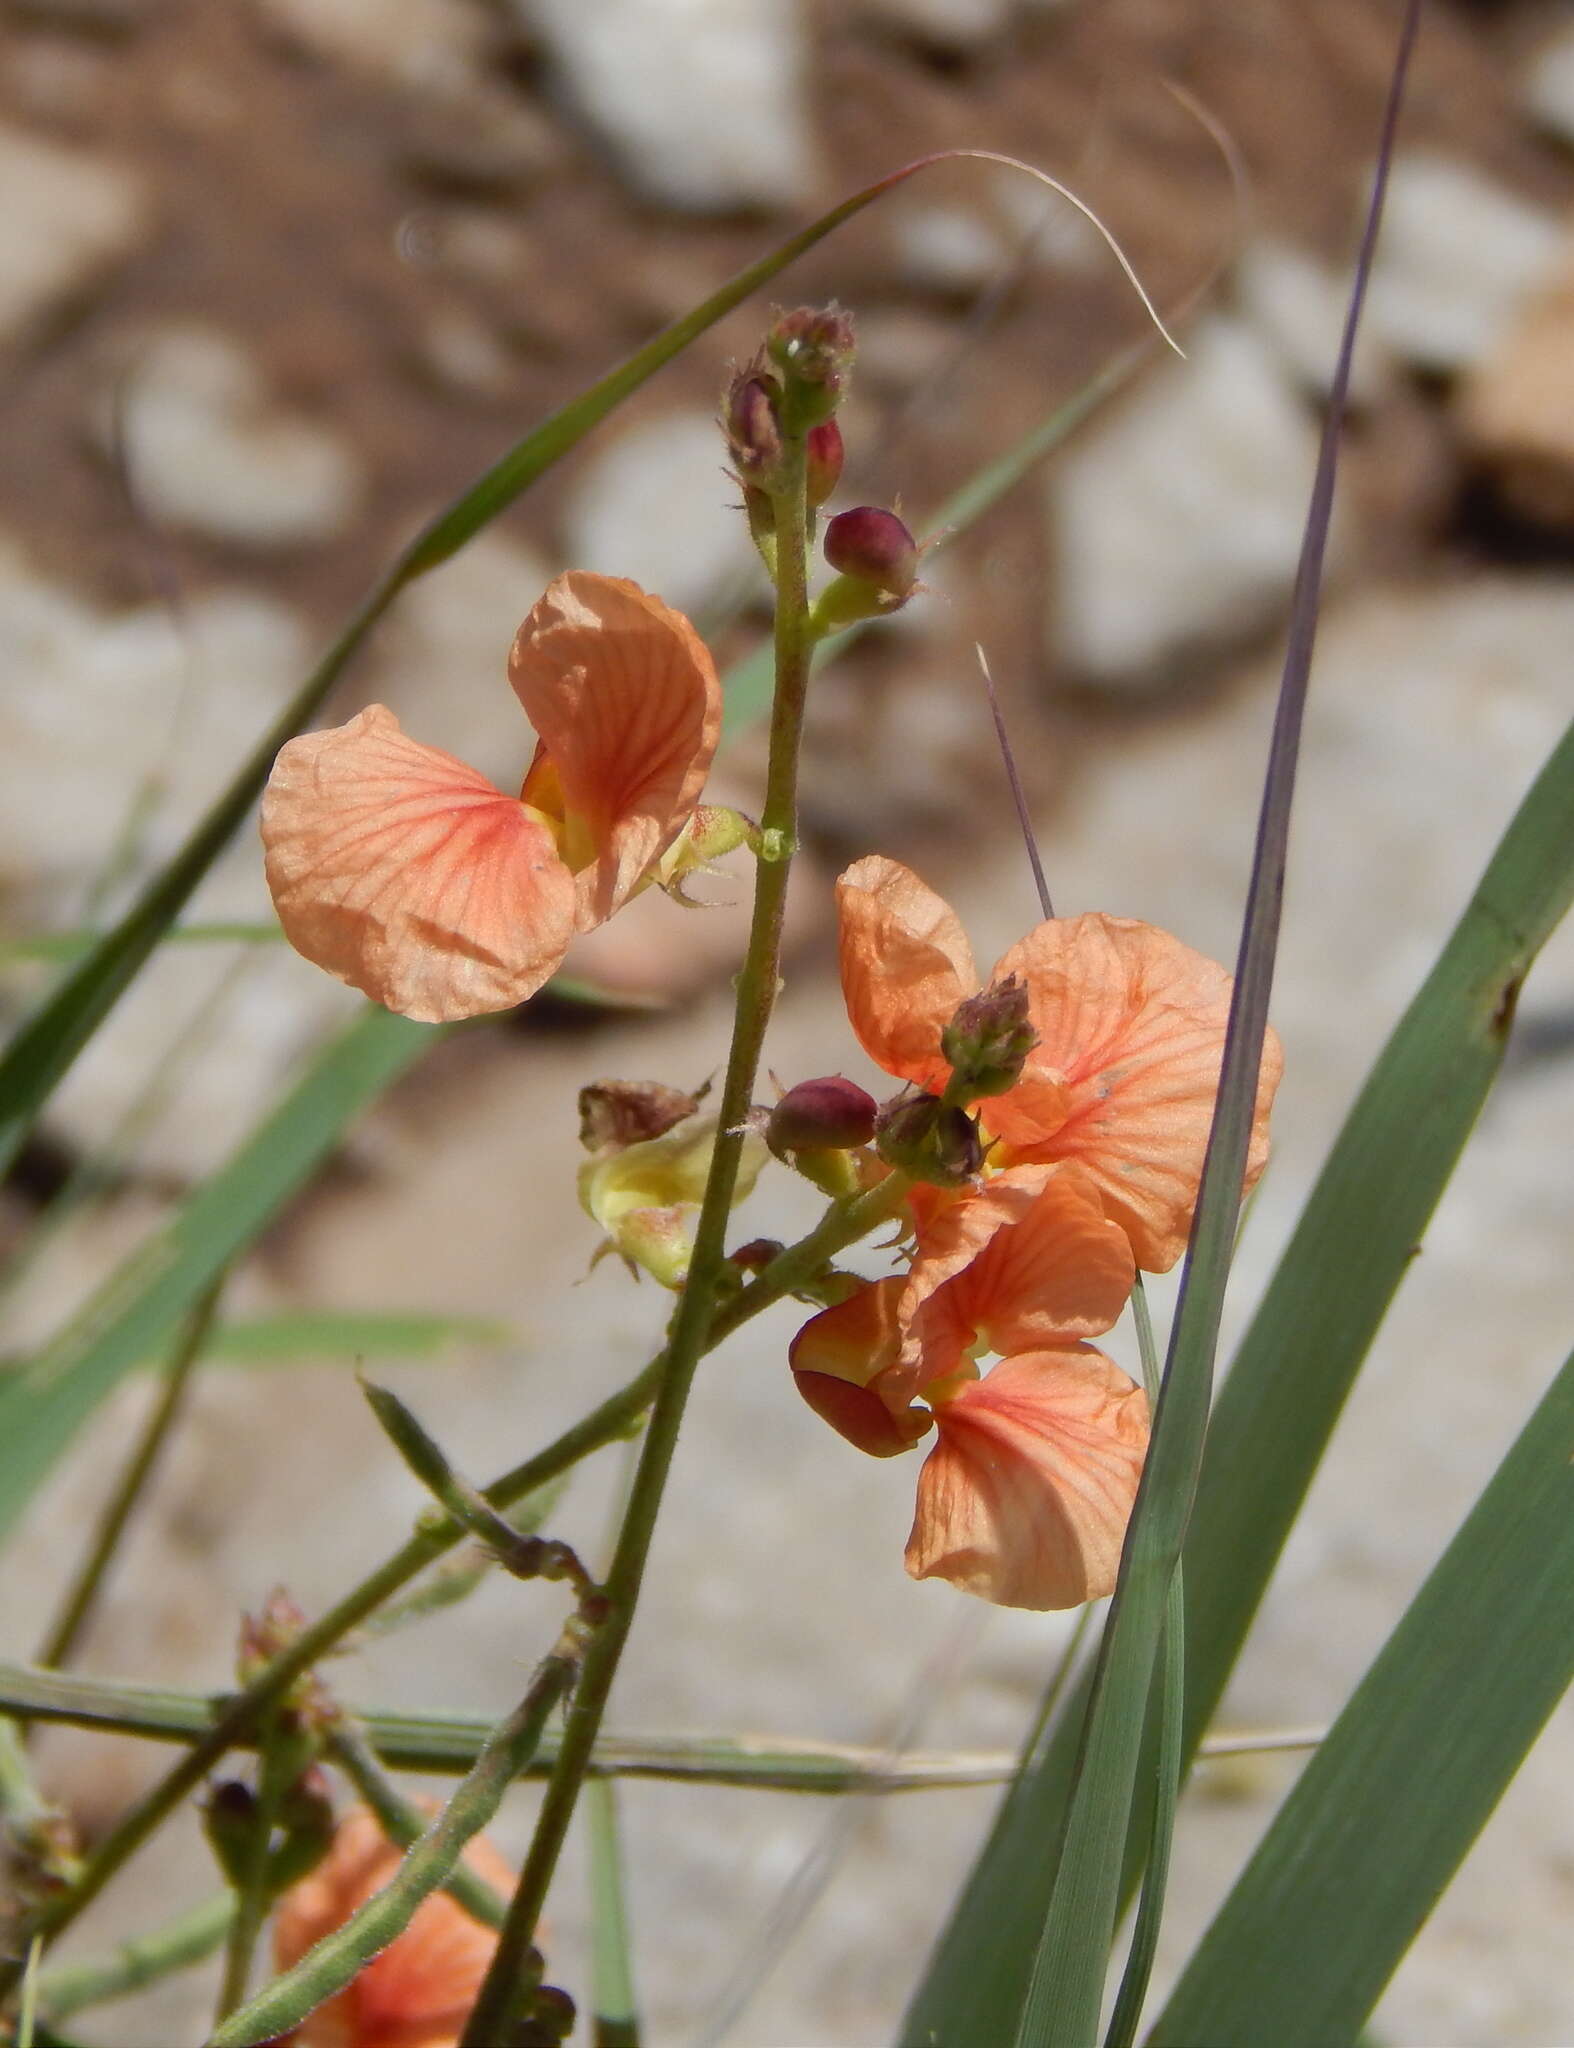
[
  {"x1": 1101, "y1": 1284, "x2": 1183, "y2": 2048},
  {"x1": 904, "y1": 702, "x2": 1574, "y2": 2046},
  {"x1": 0, "y1": 158, "x2": 951, "y2": 1178},
  {"x1": 587, "y1": 1778, "x2": 640, "y2": 2048},
  {"x1": 908, "y1": 18, "x2": 1418, "y2": 2039},
  {"x1": 188, "y1": 1311, "x2": 512, "y2": 1368},
  {"x1": 1150, "y1": 1343, "x2": 1574, "y2": 2047},
  {"x1": 0, "y1": 1008, "x2": 445, "y2": 1546}
]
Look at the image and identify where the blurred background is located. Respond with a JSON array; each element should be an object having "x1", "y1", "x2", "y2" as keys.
[{"x1": 1, "y1": 0, "x2": 1571, "y2": 2040}]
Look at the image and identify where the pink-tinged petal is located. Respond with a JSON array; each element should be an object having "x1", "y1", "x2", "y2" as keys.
[
  {"x1": 836, "y1": 857, "x2": 978, "y2": 1092},
  {"x1": 985, "y1": 915, "x2": 1282, "y2": 1270},
  {"x1": 274, "y1": 1805, "x2": 515, "y2": 2048},
  {"x1": 789, "y1": 1277, "x2": 906, "y2": 1388},
  {"x1": 790, "y1": 1281, "x2": 932, "y2": 1455},
  {"x1": 262, "y1": 707, "x2": 577, "y2": 1024},
  {"x1": 906, "y1": 1348, "x2": 1149, "y2": 1610},
  {"x1": 509, "y1": 573, "x2": 721, "y2": 929}
]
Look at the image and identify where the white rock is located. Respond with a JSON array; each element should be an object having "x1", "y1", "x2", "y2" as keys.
[
  {"x1": 1235, "y1": 234, "x2": 1389, "y2": 402},
  {"x1": 527, "y1": 0, "x2": 812, "y2": 213},
  {"x1": 1457, "y1": 247, "x2": 1574, "y2": 527},
  {"x1": 109, "y1": 324, "x2": 365, "y2": 550},
  {"x1": 1047, "y1": 314, "x2": 1323, "y2": 683},
  {"x1": 560, "y1": 409, "x2": 764, "y2": 621},
  {"x1": 1522, "y1": 22, "x2": 1574, "y2": 150},
  {"x1": 857, "y1": 0, "x2": 1012, "y2": 47},
  {"x1": 0, "y1": 540, "x2": 309, "y2": 909},
  {"x1": 0, "y1": 121, "x2": 145, "y2": 347},
  {"x1": 369, "y1": 527, "x2": 556, "y2": 784},
  {"x1": 0, "y1": 543, "x2": 368, "y2": 1177},
  {"x1": 1365, "y1": 151, "x2": 1563, "y2": 373},
  {"x1": 891, "y1": 202, "x2": 1010, "y2": 295}
]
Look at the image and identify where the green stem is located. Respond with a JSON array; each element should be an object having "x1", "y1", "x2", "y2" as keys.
[
  {"x1": 213, "y1": 1710, "x2": 295, "y2": 2025},
  {"x1": 588, "y1": 1777, "x2": 640, "y2": 2048},
  {"x1": 325, "y1": 1720, "x2": 508, "y2": 1931},
  {"x1": 461, "y1": 426, "x2": 819, "y2": 2047},
  {"x1": 209, "y1": 1643, "x2": 580, "y2": 2048},
  {"x1": 1103, "y1": 1277, "x2": 1186, "y2": 2048},
  {"x1": 0, "y1": 1171, "x2": 904, "y2": 2009},
  {"x1": 36, "y1": 1280, "x2": 225, "y2": 1676},
  {"x1": 36, "y1": 1895, "x2": 234, "y2": 2023}
]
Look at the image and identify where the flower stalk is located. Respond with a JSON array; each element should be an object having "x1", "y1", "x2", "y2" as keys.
[{"x1": 461, "y1": 400, "x2": 821, "y2": 2047}]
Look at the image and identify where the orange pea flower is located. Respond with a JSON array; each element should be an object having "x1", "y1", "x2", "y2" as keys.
[
  {"x1": 790, "y1": 1164, "x2": 1149, "y2": 1609},
  {"x1": 837, "y1": 856, "x2": 1282, "y2": 1271},
  {"x1": 271, "y1": 1806, "x2": 515, "y2": 2048},
  {"x1": 261, "y1": 573, "x2": 721, "y2": 1023}
]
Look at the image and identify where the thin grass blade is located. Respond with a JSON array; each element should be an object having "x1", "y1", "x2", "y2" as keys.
[
  {"x1": 0, "y1": 1008, "x2": 445, "y2": 1545},
  {"x1": 904, "y1": 696, "x2": 1574, "y2": 2043},
  {"x1": 1150, "y1": 1342, "x2": 1574, "y2": 2047},
  {"x1": 588, "y1": 1778, "x2": 640, "y2": 2048},
  {"x1": 908, "y1": 12, "x2": 1420, "y2": 2041},
  {"x1": 0, "y1": 155, "x2": 981, "y2": 1177}
]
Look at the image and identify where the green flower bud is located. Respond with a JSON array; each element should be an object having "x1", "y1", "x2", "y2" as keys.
[{"x1": 941, "y1": 975, "x2": 1038, "y2": 1100}]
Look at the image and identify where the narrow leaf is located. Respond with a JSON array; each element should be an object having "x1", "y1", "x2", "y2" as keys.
[
  {"x1": 1151, "y1": 1344, "x2": 1574, "y2": 2046},
  {"x1": 587, "y1": 1778, "x2": 640, "y2": 2048},
  {"x1": 0, "y1": 152, "x2": 1024, "y2": 1177},
  {"x1": 909, "y1": 11, "x2": 1421, "y2": 2041},
  {"x1": 0, "y1": 1009, "x2": 445, "y2": 1547},
  {"x1": 196, "y1": 1311, "x2": 511, "y2": 1369}
]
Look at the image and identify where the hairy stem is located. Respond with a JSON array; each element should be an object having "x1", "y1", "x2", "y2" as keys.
[
  {"x1": 325, "y1": 1719, "x2": 508, "y2": 1931},
  {"x1": 210, "y1": 1643, "x2": 581, "y2": 2048},
  {"x1": 0, "y1": 1168, "x2": 904, "y2": 2006},
  {"x1": 461, "y1": 430, "x2": 819, "y2": 2045}
]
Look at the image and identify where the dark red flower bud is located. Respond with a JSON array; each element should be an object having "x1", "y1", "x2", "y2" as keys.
[
  {"x1": 767, "y1": 1076, "x2": 878, "y2": 1156},
  {"x1": 805, "y1": 419, "x2": 845, "y2": 508},
  {"x1": 824, "y1": 507, "x2": 919, "y2": 600},
  {"x1": 941, "y1": 975, "x2": 1038, "y2": 1100},
  {"x1": 723, "y1": 368, "x2": 785, "y2": 486}
]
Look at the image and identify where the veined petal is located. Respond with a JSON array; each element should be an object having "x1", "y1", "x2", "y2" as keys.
[
  {"x1": 985, "y1": 914, "x2": 1282, "y2": 1270},
  {"x1": 906, "y1": 1348, "x2": 1149, "y2": 1610},
  {"x1": 920, "y1": 1165, "x2": 1136, "y2": 1372},
  {"x1": 836, "y1": 856, "x2": 978, "y2": 1091},
  {"x1": 509, "y1": 573, "x2": 721, "y2": 929},
  {"x1": 261, "y1": 706, "x2": 577, "y2": 1024},
  {"x1": 273, "y1": 1805, "x2": 515, "y2": 2048}
]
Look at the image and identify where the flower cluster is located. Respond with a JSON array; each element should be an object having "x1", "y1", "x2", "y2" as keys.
[
  {"x1": 255, "y1": 301, "x2": 1283, "y2": 1621},
  {"x1": 787, "y1": 857, "x2": 1282, "y2": 1611}
]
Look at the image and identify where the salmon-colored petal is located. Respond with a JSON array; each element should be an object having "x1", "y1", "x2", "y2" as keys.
[
  {"x1": 906, "y1": 1348, "x2": 1149, "y2": 1609},
  {"x1": 985, "y1": 915, "x2": 1282, "y2": 1270},
  {"x1": 836, "y1": 857, "x2": 978, "y2": 1092},
  {"x1": 939, "y1": 1166, "x2": 1136, "y2": 1357},
  {"x1": 508, "y1": 572, "x2": 721, "y2": 929},
  {"x1": 790, "y1": 1281, "x2": 931, "y2": 1456},
  {"x1": 274, "y1": 1806, "x2": 516, "y2": 2048},
  {"x1": 789, "y1": 1277, "x2": 906, "y2": 1389},
  {"x1": 262, "y1": 706, "x2": 577, "y2": 1024},
  {"x1": 893, "y1": 1167, "x2": 1054, "y2": 1386}
]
